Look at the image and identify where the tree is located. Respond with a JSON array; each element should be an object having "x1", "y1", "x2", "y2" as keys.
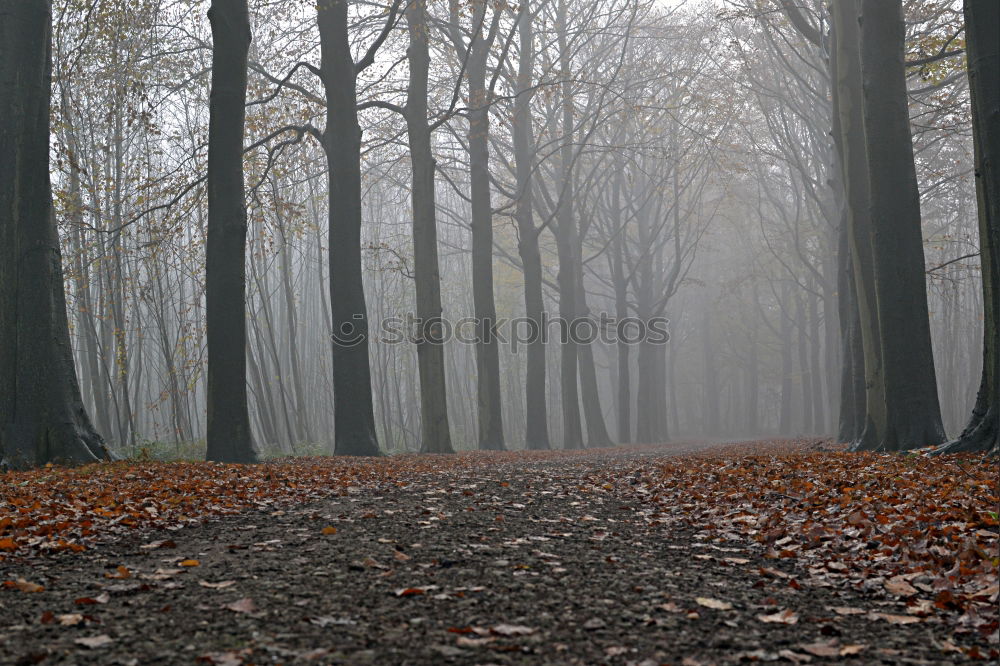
[
  {"x1": 205, "y1": 0, "x2": 258, "y2": 464},
  {"x1": 445, "y1": 0, "x2": 505, "y2": 451},
  {"x1": 317, "y1": 0, "x2": 400, "y2": 456},
  {"x1": 831, "y1": 0, "x2": 883, "y2": 449},
  {"x1": 405, "y1": 0, "x2": 455, "y2": 454},
  {"x1": 511, "y1": 0, "x2": 551, "y2": 450},
  {"x1": 853, "y1": 0, "x2": 946, "y2": 451},
  {"x1": 937, "y1": 0, "x2": 998, "y2": 455},
  {"x1": 0, "y1": 0, "x2": 110, "y2": 468}
]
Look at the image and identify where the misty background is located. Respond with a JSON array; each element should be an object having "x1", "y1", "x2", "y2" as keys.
[{"x1": 50, "y1": 0, "x2": 978, "y2": 456}]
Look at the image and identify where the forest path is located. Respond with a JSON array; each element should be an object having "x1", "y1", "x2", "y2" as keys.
[{"x1": 0, "y1": 443, "x2": 990, "y2": 664}]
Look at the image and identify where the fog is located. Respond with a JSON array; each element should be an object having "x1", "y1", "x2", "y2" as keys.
[{"x1": 42, "y1": 0, "x2": 982, "y2": 458}]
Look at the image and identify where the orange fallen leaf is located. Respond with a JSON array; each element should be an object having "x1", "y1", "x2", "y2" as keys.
[
  {"x1": 321, "y1": 526, "x2": 337, "y2": 535},
  {"x1": 75, "y1": 593, "x2": 109, "y2": 605},
  {"x1": 179, "y1": 559, "x2": 200, "y2": 567},
  {"x1": 105, "y1": 565, "x2": 131, "y2": 580},
  {"x1": 0, "y1": 538, "x2": 18, "y2": 552},
  {"x1": 4, "y1": 578, "x2": 44, "y2": 593}
]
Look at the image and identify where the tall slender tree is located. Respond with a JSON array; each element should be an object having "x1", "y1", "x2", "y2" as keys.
[
  {"x1": 317, "y1": 0, "x2": 400, "y2": 456},
  {"x1": 405, "y1": 0, "x2": 455, "y2": 453},
  {"x1": 446, "y1": 0, "x2": 505, "y2": 451},
  {"x1": 512, "y1": 0, "x2": 551, "y2": 450},
  {"x1": 205, "y1": 0, "x2": 257, "y2": 463},
  {"x1": 0, "y1": 0, "x2": 110, "y2": 468}
]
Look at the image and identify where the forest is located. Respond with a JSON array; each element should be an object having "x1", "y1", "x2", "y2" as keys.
[{"x1": 0, "y1": 0, "x2": 997, "y2": 663}]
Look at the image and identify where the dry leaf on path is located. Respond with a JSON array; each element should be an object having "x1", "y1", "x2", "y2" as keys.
[
  {"x1": 3, "y1": 578, "x2": 44, "y2": 593},
  {"x1": 224, "y1": 597, "x2": 256, "y2": 614},
  {"x1": 757, "y1": 609, "x2": 798, "y2": 624},
  {"x1": 695, "y1": 597, "x2": 733, "y2": 611},
  {"x1": 75, "y1": 635, "x2": 113, "y2": 649}
]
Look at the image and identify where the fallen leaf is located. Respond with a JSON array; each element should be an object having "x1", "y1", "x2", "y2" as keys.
[
  {"x1": 74, "y1": 593, "x2": 110, "y2": 605},
  {"x1": 75, "y1": 635, "x2": 113, "y2": 649},
  {"x1": 695, "y1": 597, "x2": 733, "y2": 611},
  {"x1": 839, "y1": 644, "x2": 867, "y2": 656},
  {"x1": 583, "y1": 617, "x2": 606, "y2": 630},
  {"x1": 3, "y1": 578, "x2": 44, "y2": 593},
  {"x1": 491, "y1": 624, "x2": 536, "y2": 636},
  {"x1": 456, "y1": 636, "x2": 495, "y2": 648},
  {"x1": 394, "y1": 586, "x2": 438, "y2": 597},
  {"x1": 224, "y1": 598, "x2": 256, "y2": 614},
  {"x1": 58, "y1": 613, "x2": 84, "y2": 626},
  {"x1": 321, "y1": 526, "x2": 337, "y2": 535},
  {"x1": 140, "y1": 539, "x2": 177, "y2": 550},
  {"x1": 179, "y1": 559, "x2": 200, "y2": 567},
  {"x1": 199, "y1": 580, "x2": 237, "y2": 590},
  {"x1": 105, "y1": 565, "x2": 131, "y2": 580},
  {"x1": 757, "y1": 609, "x2": 799, "y2": 624},
  {"x1": 870, "y1": 612, "x2": 922, "y2": 625},
  {"x1": 800, "y1": 642, "x2": 839, "y2": 658},
  {"x1": 828, "y1": 606, "x2": 866, "y2": 616},
  {"x1": 393, "y1": 550, "x2": 411, "y2": 562},
  {"x1": 884, "y1": 576, "x2": 917, "y2": 597},
  {"x1": 0, "y1": 538, "x2": 18, "y2": 552}
]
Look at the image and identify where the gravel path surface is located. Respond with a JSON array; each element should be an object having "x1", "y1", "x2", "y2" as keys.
[{"x1": 0, "y1": 446, "x2": 978, "y2": 664}]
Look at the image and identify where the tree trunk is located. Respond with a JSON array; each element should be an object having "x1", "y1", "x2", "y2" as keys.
[
  {"x1": 406, "y1": 0, "x2": 454, "y2": 453},
  {"x1": 554, "y1": 0, "x2": 583, "y2": 449},
  {"x1": 512, "y1": 0, "x2": 550, "y2": 450},
  {"x1": 937, "y1": 0, "x2": 999, "y2": 455},
  {"x1": 318, "y1": 0, "x2": 382, "y2": 456},
  {"x1": 205, "y1": 0, "x2": 257, "y2": 463},
  {"x1": 457, "y1": 0, "x2": 506, "y2": 451},
  {"x1": 855, "y1": 0, "x2": 946, "y2": 450},
  {"x1": 611, "y1": 169, "x2": 630, "y2": 444},
  {"x1": 0, "y1": 0, "x2": 110, "y2": 468},
  {"x1": 832, "y1": 0, "x2": 884, "y2": 449}
]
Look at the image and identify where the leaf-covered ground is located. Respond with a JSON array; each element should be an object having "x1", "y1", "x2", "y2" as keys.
[{"x1": 1, "y1": 440, "x2": 996, "y2": 664}]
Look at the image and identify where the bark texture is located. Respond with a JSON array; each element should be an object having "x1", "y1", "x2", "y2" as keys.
[
  {"x1": 855, "y1": 0, "x2": 946, "y2": 451},
  {"x1": 205, "y1": 0, "x2": 257, "y2": 463},
  {"x1": 937, "y1": 0, "x2": 999, "y2": 455},
  {"x1": 406, "y1": 0, "x2": 455, "y2": 453},
  {"x1": 318, "y1": 0, "x2": 382, "y2": 456},
  {"x1": 512, "y1": 0, "x2": 550, "y2": 450},
  {"x1": 0, "y1": 0, "x2": 110, "y2": 468}
]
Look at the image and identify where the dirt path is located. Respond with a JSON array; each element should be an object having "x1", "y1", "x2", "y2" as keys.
[{"x1": 0, "y1": 446, "x2": 984, "y2": 664}]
